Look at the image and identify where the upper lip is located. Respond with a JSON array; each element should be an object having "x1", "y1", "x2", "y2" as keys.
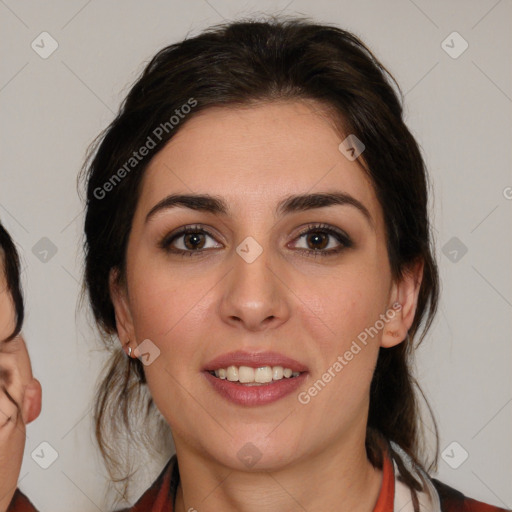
[{"x1": 204, "y1": 350, "x2": 308, "y2": 373}]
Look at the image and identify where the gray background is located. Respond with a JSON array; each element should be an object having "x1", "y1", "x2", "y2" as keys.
[{"x1": 1, "y1": 0, "x2": 511, "y2": 510}]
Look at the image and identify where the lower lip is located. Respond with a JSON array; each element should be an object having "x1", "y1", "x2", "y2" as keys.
[{"x1": 203, "y1": 371, "x2": 308, "y2": 406}]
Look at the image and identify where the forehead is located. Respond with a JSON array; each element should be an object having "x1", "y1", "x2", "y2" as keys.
[{"x1": 137, "y1": 100, "x2": 381, "y2": 223}]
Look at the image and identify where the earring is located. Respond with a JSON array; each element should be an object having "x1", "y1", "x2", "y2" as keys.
[{"x1": 128, "y1": 347, "x2": 132, "y2": 357}]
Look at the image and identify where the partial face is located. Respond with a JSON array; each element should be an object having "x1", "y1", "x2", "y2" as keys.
[{"x1": 111, "y1": 100, "x2": 418, "y2": 470}]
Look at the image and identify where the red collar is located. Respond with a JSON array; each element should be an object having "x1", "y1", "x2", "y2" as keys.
[{"x1": 372, "y1": 443, "x2": 395, "y2": 512}]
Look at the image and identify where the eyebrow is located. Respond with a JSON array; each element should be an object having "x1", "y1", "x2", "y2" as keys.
[{"x1": 145, "y1": 191, "x2": 374, "y2": 230}]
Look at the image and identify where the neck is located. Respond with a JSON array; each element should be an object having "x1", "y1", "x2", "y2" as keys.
[{"x1": 173, "y1": 428, "x2": 383, "y2": 512}]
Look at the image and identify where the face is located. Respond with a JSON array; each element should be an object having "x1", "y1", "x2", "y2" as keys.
[
  {"x1": 0, "y1": 246, "x2": 42, "y2": 428},
  {"x1": 111, "y1": 100, "x2": 422, "y2": 470}
]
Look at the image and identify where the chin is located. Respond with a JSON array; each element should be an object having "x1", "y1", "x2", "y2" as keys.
[{"x1": 205, "y1": 434, "x2": 300, "y2": 472}]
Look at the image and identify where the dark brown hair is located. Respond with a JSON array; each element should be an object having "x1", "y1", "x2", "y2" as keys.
[
  {"x1": 0, "y1": 222, "x2": 24, "y2": 343},
  {"x1": 80, "y1": 15, "x2": 440, "y2": 504}
]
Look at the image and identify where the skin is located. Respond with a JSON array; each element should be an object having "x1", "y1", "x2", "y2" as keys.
[
  {"x1": 0, "y1": 253, "x2": 42, "y2": 512},
  {"x1": 110, "y1": 99, "x2": 423, "y2": 512}
]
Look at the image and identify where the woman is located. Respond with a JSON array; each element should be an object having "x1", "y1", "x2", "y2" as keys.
[{"x1": 4, "y1": 16, "x2": 509, "y2": 512}]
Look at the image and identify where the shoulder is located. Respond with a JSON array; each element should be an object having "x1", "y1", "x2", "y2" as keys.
[
  {"x1": 385, "y1": 438, "x2": 509, "y2": 512},
  {"x1": 113, "y1": 454, "x2": 178, "y2": 512},
  {"x1": 7, "y1": 457, "x2": 178, "y2": 512},
  {"x1": 431, "y1": 478, "x2": 510, "y2": 512},
  {"x1": 7, "y1": 488, "x2": 39, "y2": 512}
]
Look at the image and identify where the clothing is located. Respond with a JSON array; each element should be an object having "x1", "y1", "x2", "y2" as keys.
[
  {"x1": 112, "y1": 441, "x2": 510, "y2": 512},
  {"x1": 8, "y1": 442, "x2": 510, "y2": 511}
]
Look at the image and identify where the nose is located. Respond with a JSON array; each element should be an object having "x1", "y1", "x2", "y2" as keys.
[{"x1": 219, "y1": 243, "x2": 290, "y2": 332}]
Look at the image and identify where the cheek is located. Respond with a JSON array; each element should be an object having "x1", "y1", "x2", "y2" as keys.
[
  {"x1": 127, "y1": 265, "x2": 213, "y2": 420},
  {"x1": 290, "y1": 263, "x2": 388, "y2": 407},
  {"x1": 127, "y1": 257, "x2": 216, "y2": 364},
  {"x1": 294, "y1": 265, "x2": 389, "y2": 352}
]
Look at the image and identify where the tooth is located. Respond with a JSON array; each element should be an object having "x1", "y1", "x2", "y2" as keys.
[
  {"x1": 226, "y1": 365, "x2": 239, "y2": 381},
  {"x1": 238, "y1": 366, "x2": 255, "y2": 383},
  {"x1": 214, "y1": 365, "x2": 299, "y2": 382},
  {"x1": 272, "y1": 366, "x2": 284, "y2": 380},
  {"x1": 255, "y1": 366, "x2": 273, "y2": 383}
]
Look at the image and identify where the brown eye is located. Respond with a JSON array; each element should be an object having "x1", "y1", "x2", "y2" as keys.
[
  {"x1": 304, "y1": 232, "x2": 329, "y2": 250},
  {"x1": 182, "y1": 232, "x2": 206, "y2": 250},
  {"x1": 291, "y1": 223, "x2": 353, "y2": 257},
  {"x1": 159, "y1": 225, "x2": 222, "y2": 256}
]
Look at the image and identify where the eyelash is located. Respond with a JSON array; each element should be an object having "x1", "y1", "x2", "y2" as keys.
[{"x1": 158, "y1": 223, "x2": 353, "y2": 258}]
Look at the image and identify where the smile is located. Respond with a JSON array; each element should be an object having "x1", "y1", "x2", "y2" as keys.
[{"x1": 209, "y1": 365, "x2": 302, "y2": 385}]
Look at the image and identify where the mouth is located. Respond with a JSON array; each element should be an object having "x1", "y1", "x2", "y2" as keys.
[
  {"x1": 203, "y1": 368, "x2": 308, "y2": 406},
  {"x1": 203, "y1": 350, "x2": 308, "y2": 405},
  {"x1": 207, "y1": 365, "x2": 303, "y2": 386}
]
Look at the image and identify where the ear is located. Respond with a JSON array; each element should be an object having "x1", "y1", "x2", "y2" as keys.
[
  {"x1": 381, "y1": 258, "x2": 424, "y2": 349},
  {"x1": 23, "y1": 377, "x2": 42, "y2": 424},
  {"x1": 109, "y1": 267, "x2": 136, "y2": 351}
]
